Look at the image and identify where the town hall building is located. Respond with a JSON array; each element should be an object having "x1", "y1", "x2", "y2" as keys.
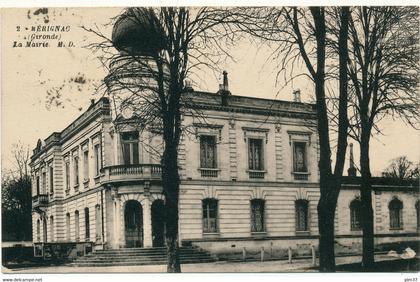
[{"x1": 30, "y1": 8, "x2": 419, "y2": 260}]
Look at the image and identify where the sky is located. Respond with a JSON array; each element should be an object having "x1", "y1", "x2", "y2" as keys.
[{"x1": 1, "y1": 7, "x2": 419, "y2": 176}]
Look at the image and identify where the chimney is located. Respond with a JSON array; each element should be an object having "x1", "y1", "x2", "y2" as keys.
[
  {"x1": 293, "y1": 89, "x2": 301, "y2": 102},
  {"x1": 222, "y1": 70, "x2": 229, "y2": 91},
  {"x1": 348, "y1": 143, "x2": 357, "y2": 177},
  {"x1": 218, "y1": 70, "x2": 231, "y2": 106},
  {"x1": 87, "y1": 99, "x2": 95, "y2": 110},
  {"x1": 184, "y1": 80, "x2": 194, "y2": 92}
]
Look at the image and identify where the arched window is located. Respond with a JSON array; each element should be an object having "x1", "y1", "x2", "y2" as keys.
[
  {"x1": 85, "y1": 207, "x2": 90, "y2": 240},
  {"x1": 49, "y1": 216, "x2": 54, "y2": 242},
  {"x1": 295, "y1": 200, "x2": 309, "y2": 232},
  {"x1": 202, "y1": 199, "x2": 218, "y2": 233},
  {"x1": 66, "y1": 213, "x2": 71, "y2": 241},
  {"x1": 95, "y1": 205, "x2": 101, "y2": 240},
  {"x1": 75, "y1": 210, "x2": 80, "y2": 241},
  {"x1": 415, "y1": 201, "x2": 420, "y2": 229},
  {"x1": 251, "y1": 199, "x2": 265, "y2": 232},
  {"x1": 389, "y1": 198, "x2": 403, "y2": 230},
  {"x1": 350, "y1": 199, "x2": 362, "y2": 231},
  {"x1": 36, "y1": 219, "x2": 41, "y2": 242}
]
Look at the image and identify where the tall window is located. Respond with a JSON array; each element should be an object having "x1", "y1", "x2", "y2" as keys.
[
  {"x1": 248, "y1": 138, "x2": 264, "y2": 170},
  {"x1": 389, "y1": 198, "x2": 403, "y2": 229},
  {"x1": 49, "y1": 216, "x2": 54, "y2": 242},
  {"x1": 95, "y1": 205, "x2": 101, "y2": 240},
  {"x1": 73, "y1": 156, "x2": 79, "y2": 186},
  {"x1": 85, "y1": 207, "x2": 90, "y2": 240},
  {"x1": 65, "y1": 162, "x2": 70, "y2": 190},
  {"x1": 36, "y1": 176, "x2": 40, "y2": 195},
  {"x1": 42, "y1": 172, "x2": 46, "y2": 193},
  {"x1": 36, "y1": 219, "x2": 41, "y2": 242},
  {"x1": 94, "y1": 144, "x2": 101, "y2": 176},
  {"x1": 202, "y1": 199, "x2": 218, "y2": 233},
  {"x1": 49, "y1": 166, "x2": 54, "y2": 194},
  {"x1": 121, "y1": 132, "x2": 139, "y2": 165},
  {"x1": 66, "y1": 213, "x2": 71, "y2": 241},
  {"x1": 200, "y1": 135, "x2": 217, "y2": 168},
  {"x1": 295, "y1": 200, "x2": 309, "y2": 232},
  {"x1": 251, "y1": 199, "x2": 265, "y2": 232},
  {"x1": 293, "y1": 142, "x2": 308, "y2": 172},
  {"x1": 83, "y1": 150, "x2": 89, "y2": 181},
  {"x1": 75, "y1": 210, "x2": 80, "y2": 241},
  {"x1": 350, "y1": 199, "x2": 362, "y2": 231},
  {"x1": 416, "y1": 201, "x2": 420, "y2": 229}
]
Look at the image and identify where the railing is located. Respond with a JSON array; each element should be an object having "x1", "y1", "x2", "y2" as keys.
[
  {"x1": 33, "y1": 241, "x2": 94, "y2": 259},
  {"x1": 200, "y1": 168, "x2": 219, "y2": 178},
  {"x1": 248, "y1": 170, "x2": 266, "y2": 179},
  {"x1": 101, "y1": 164, "x2": 162, "y2": 184},
  {"x1": 293, "y1": 172, "x2": 309, "y2": 181},
  {"x1": 32, "y1": 194, "x2": 49, "y2": 207}
]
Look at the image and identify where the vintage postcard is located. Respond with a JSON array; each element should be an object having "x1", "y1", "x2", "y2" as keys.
[{"x1": 1, "y1": 4, "x2": 419, "y2": 280}]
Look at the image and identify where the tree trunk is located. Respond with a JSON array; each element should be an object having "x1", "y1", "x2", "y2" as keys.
[
  {"x1": 309, "y1": 7, "x2": 339, "y2": 272},
  {"x1": 360, "y1": 132, "x2": 375, "y2": 270},
  {"x1": 162, "y1": 140, "x2": 181, "y2": 273}
]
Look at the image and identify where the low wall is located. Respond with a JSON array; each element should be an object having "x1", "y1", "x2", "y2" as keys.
[{"x1": 184, "y1": 233, "x2": 419, "y2": 260}]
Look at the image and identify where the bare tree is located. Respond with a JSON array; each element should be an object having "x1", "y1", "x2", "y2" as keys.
[
  {"x1": 11, "y1": 141, "x2": 30, "y2": 179},
  {"x1": 382, "y1": 156, "x2": 419, "y2": 180},
  {"x1": 233, "y1": 7, "x2": 351, "y2": 271},
  {"x1": 84, "y1": 7, "x2": 239, "y2": 272},
  {"x1": 341, "y1": 6, "x2": 419, "y2": 269}
]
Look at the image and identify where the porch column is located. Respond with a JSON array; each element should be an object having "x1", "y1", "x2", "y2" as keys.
[
  {"x1": 143, "y1": 198, "x2": 152, "y2": 248},
  {"x1": 118, "y1": 198, "x2": 125, "y2": 248},
  {"x1": 113, "y1": 193, "x2": 124, "y2": 248}
]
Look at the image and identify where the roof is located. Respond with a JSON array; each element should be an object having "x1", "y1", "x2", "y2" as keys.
[
  {"x1": 31, "y1": 90, "x2": 316, "y2": 163},
  {"x1": 31, "y1": 97, "x2": 111, "y2": 163},
  {"x1": 341, "y1": 176, "x2": 419, "y2": 191},
  {"x1": 181, "y1": 90, "x2": 317, "y2": 119}
]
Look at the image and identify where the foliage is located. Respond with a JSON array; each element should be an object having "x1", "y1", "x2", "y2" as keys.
[
  {"x1": 382, "y1": 156, "x2": 419, "y2": 180},
  {"x1": 2, "y1": 142, "x2": 32, "y2": 241},
  {"x1": 1, "y1": 174, "x2": 32, "y2": 241}
]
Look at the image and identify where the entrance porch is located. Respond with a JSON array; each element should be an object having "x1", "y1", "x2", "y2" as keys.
[{"x1": 110, "y1": 192, "x2": 166, "y2": 249}]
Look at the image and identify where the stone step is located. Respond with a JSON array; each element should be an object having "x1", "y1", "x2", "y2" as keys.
[{"x1": 71, "y1": 247, "x2": 216, "y2": 267}]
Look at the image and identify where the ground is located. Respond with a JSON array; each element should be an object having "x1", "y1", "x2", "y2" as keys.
[{"x1": 2, "y1": 254, "x2": 418, "y2": 273}]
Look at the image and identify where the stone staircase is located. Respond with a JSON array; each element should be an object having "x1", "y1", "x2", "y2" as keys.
[{"x1": 70, "y1": 246, "x2": 216, "y2": 267}]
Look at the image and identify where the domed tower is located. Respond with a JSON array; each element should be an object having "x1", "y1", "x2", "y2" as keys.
[{"x1": 105, "y1": 8, "x2": 168, "y2": 119}]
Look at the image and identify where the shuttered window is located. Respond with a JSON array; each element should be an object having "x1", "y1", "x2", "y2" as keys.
[
  {"x1": 350, "y1": 199, "x2": 362, "y2": 231},
  {"x1": 389, "y1": 199, "x2": 403, "y2": 229},
  {"x1": 85, "y1": 207, "x2": 90, "y2": 240},
  {"x1": 251, "y1": 199, "x2": 265, "y2": 232},
  {"x1": 249, "y1": 138, "x2": 263, "y2": 170},
  {"x1": 295, "y1": 200, "x2": 309, "y2": 232},
  {"x1": 202, "y1": 199, "x2": 218, "y2": 233},
  {"x1": 293, "y1": 142, "x2": 308, "y2": 172},
  {"x1": 121, "y1": 132, "x2": 139, "y2": 165},
  {"x1": 200, "y1": 135, "x2": 217, "y2": 168}
]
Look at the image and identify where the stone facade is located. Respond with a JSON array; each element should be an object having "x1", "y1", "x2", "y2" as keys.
[{"x1": 30, "y1": 93, "x2": 419, "y2": 255}]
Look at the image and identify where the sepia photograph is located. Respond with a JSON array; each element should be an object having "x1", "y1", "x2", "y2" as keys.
[{"x1": 0, "y1": 2, "x2": 419, "y2": 279}]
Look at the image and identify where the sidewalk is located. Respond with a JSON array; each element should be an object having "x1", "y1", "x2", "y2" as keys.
[{"x1": 2, "y1": 253, "x2": 405, "y2": 273}]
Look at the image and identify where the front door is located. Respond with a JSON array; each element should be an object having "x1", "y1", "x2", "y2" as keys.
[
  {"x1": 152, "y1": 200, "x2": 165, "y2": 247},
  {"x1": 124, "y1": 200, "x2": 143, "y2": 248}
]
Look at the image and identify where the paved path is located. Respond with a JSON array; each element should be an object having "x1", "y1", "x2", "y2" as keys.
[{"x1": 1, "y1": 254, "x2": 403, "y2": 273}]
